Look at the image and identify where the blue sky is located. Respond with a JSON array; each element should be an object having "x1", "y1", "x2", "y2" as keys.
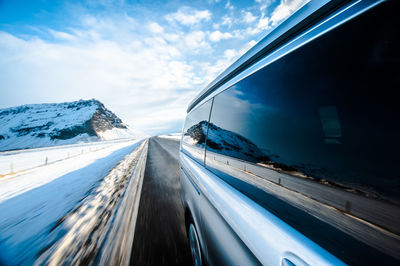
[{"x1": 0, "y1": 0, "x2": 306, "y2": 135}]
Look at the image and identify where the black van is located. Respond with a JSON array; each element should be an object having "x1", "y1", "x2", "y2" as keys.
[{"x1": 180, "y1": 0, "x2": 400, "y2": 265}]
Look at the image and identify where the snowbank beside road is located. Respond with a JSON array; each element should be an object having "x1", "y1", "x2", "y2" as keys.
[{"x1": 0, "y1": 139, "x2": 146, "y2": 265}]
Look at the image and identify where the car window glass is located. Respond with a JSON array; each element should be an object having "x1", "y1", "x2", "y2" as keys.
[{"x1": 182, "y1": 99, "x2": 212, "y2": 163}]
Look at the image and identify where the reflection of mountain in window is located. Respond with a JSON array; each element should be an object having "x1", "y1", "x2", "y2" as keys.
[
  {"x1": 183, "y1": 120, "x2": 208, "y2": 147},
  {"x1": 205, "y1": 122, "x2": 267, "y2": 162},
  {"x1": 203, "y1": 121, "x2": 301, "y2": 173},
  {"x1": 181, "y1": 99, "x2": 212, "y2": 149}
]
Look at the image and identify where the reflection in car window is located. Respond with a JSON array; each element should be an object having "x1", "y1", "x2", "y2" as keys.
[
  {"x1": 206, "y1": 122, "x2": 268, "y2": 163},
  {"x1": 206, "y1": 0, "x2": 400, "y2": 204},
  {"x1": 182, "y1": 99, "x2": 212, "y2": 163}
]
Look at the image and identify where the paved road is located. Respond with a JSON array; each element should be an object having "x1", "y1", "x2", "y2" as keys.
[{"x1": 130, "y1": 137, "x2": 192, "y2": 266}]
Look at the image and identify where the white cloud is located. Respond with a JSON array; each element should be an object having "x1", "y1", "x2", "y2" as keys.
[
  {"x1": 244, "y1": 40, "x2": 257, "y2": 51},
  {"x1": 242, "y1": 11, "x2": 257, "y2": 24},
  {"x1": 223, "y1": 48, "x2": 237, "y2": 60},
  {"x1": 166, "y1": 8, "x2": 211, "y2": 26},
  {"x1": 148, "y1": 22, "x2": 164, "y2": 34},
  {"x1": 240, "y1": 0, "x2": 306, "y2": 37},
  {"x1": 221, "y1": 15, "x2": 233, "y2": 27},
  {"x1": 225, "y1": 0, "x2": 234, "y2": 10},
  {"x1": 242, "y1": 0, "x2": 307, "y2": 37},
  {"x1": 242, "y1": 16, "x2": 267, "y2": 36},
  {"x1": 258, "y1": 17, "x2": 269, "y2": 29},
  {"x1": 245, "y1": 16, "x2": 270, "y2": 35},
  {"x1": 270, "y1": 0, "x2": 308, "y2": 26},
  {"x1": 223, "y1": 40, "x2": 256, "y2": 61},
  {"x1": 0, "y1": 1, "x2": 281, "y2": 135},
  {"x1": 0, "y1": 19, "x2": 205, "y2": 135},
  {"x1": 209, "y1": 30, "x2": 233, "y2": 42},
  {"x1": 49, "y1": 29, "x2": 78, "y2": 41},
  {"x1": 257, "y1": 0, "x2": 273, "y2": 13},
  {"x1": 162, "y1": 33, "x2": 180, "y2": 42},
  {"x1": 1, "y1": 4, "x2": 228, "y2": 135},
  {"x1": 199, "y1": 39, "x2": 257, "y2": 87},
  {"x1": 184, "y1": 31, "x2": 210, "y2": 50}
]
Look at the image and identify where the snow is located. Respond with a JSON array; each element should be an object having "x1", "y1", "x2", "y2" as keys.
[
  {"x1": 37, "y1": 140, "x2": 147, "y2": 265},
  {"x1": 97, "y1": 126, "x2": 137, "y2": 140},
  {"x1": 0, "y1": 99, "x2": 138, "y2": 152},
  {"x1": 0, "y1": 101, "x2": 97, "y2": 134},
  {"x1": 158, "y1": 132, "x2": 182, "y2": 141},
  {"x1": 0, "y1": 100, "x2": 100, "y2": 151},
  {"x1": 0, "y1": 132, "x2": 100, "y2": 152},
  {"x1": 0, "y1": 138, "x2": 144, "y2": 265},
  {"x1": 0, "y1": 139, "x2": 130, "y2": 176}
]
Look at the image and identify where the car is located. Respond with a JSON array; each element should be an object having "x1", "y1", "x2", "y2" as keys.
[{"x1": 179, "y1": 0, "x2": 399, "y2": 265}]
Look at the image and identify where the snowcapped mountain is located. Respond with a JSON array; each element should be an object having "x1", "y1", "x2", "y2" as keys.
[{"x1": 0, "y1": 99, "x2": 137, "y2": 151}]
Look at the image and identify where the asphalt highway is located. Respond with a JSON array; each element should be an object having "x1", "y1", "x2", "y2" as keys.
[{"x1": 130, "y1": 137, "x2": 192, "y2": 266}]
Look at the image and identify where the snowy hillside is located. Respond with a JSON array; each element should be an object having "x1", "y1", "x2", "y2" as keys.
[{"x1": 0, "y1": 99, "x2": 137, "y2": 151}]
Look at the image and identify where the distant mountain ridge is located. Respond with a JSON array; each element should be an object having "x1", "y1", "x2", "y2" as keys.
[{"x1": 0, "y1": 99, "x2": 137, "y2": 151}]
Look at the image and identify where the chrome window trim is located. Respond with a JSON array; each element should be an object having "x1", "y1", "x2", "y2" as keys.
[
  {"x1": 190, "y1": 0, "x2": 385, "y2": 110},
  {"x1": 203, "y1": 97, "x2": 214, "y2": 165},
  {"x1": 204, "y1": 150, "x2": 400, "y2": 259},
  {"x1": 180, "y1": 152, "x2": 345, "y2": 265}
]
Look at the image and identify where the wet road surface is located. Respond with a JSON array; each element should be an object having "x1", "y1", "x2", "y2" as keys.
[{"x1": 130, "y1": 137, "x2": 192, "y2": 266}]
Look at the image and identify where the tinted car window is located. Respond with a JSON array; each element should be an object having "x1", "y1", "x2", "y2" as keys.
[
  {"x1": 205, "y1": 0, "x2": 399, "y2": 263},
  {"x1": 182, "y1": 99, "x2": 212, "y2": 163}
]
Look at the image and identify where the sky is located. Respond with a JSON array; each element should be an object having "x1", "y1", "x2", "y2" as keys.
[{"x1": 0, "y1": 0, "x2": 306, "y2": 135}]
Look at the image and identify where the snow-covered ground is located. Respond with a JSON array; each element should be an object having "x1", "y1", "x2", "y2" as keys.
[
  {"x1": 0, "y1": 139, "x2": 132, "y2": 176},
  {"x1": 0, "y1": 138, "x2": 145, "y2": 265},
  {"x1": 158, "y1": 133, "x2": 181, "y2": 141},
  {"x1": 97, "y1": 127, "x2": 138, "y2": 140}
]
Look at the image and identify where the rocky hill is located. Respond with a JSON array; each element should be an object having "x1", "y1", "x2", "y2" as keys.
[{"x1": 0, "y1": 99, "x2": 137, "y2": 151}]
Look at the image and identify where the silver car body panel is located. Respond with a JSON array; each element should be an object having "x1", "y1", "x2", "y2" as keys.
[{"x1": 181, "y1": 153, "x2": 345, "y2": 265}]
